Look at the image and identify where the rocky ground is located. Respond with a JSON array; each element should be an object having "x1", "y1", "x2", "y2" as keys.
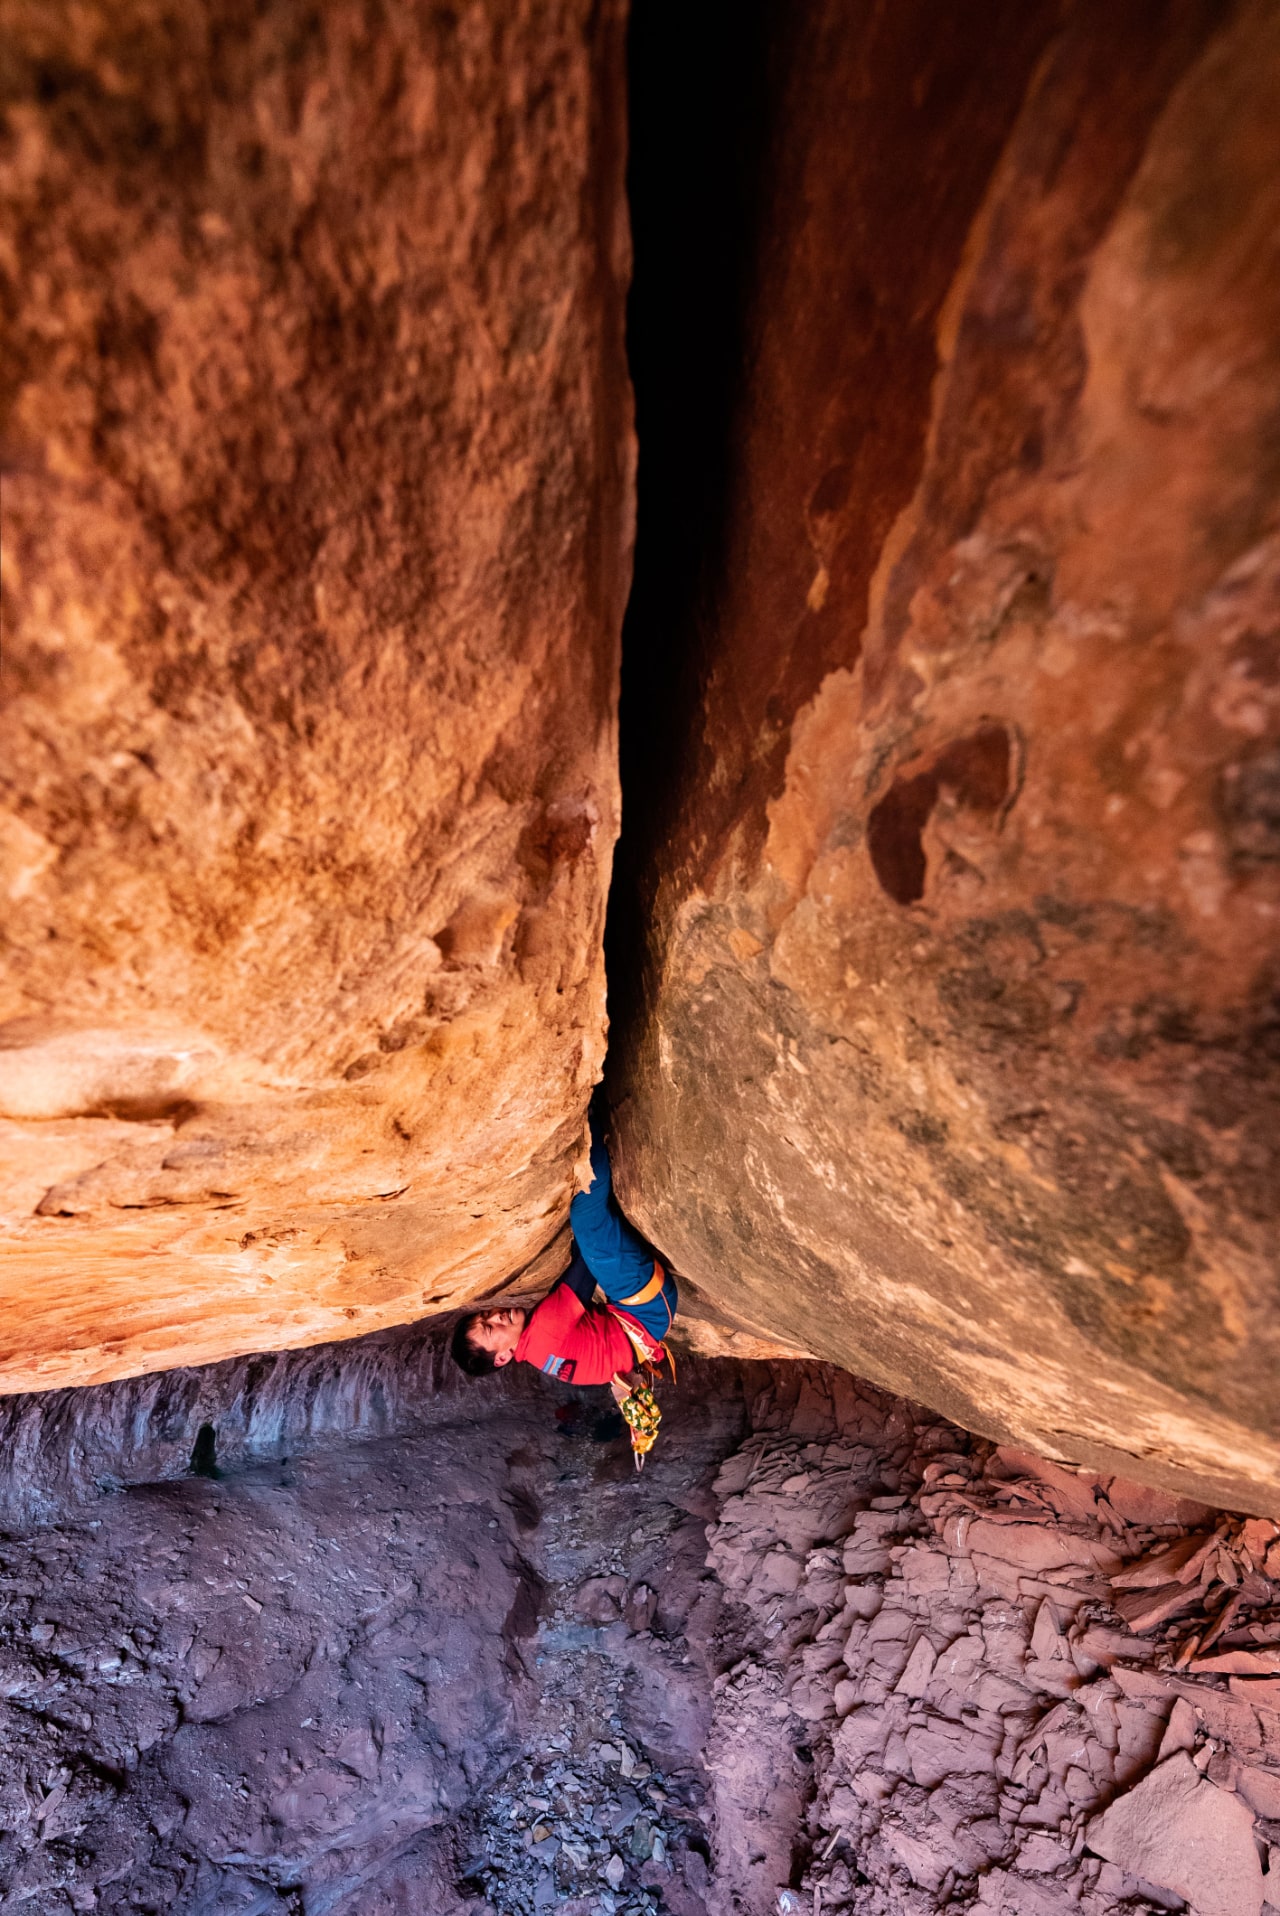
[
  {"x1": 0, "y1": 1343, "x2": 743, "y2": 1913},
  {"x1": 709, "y1": 1367, "x2": 1280, "y2": 1916},
  {"x1": 0, "y1": 1333, "x2": 1277, "y2": 1914}
]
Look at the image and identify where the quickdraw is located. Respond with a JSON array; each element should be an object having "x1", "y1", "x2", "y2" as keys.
[{"x1": 619, "y1": 1381, "x2": 662, "y2": 1471}]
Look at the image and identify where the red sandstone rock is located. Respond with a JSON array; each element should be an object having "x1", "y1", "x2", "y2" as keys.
[
  {"x1": 1087, "y1": 1752, "x2": 1264, "y2": 1916},
  {"x1": 615, "y1": 0, "x2": 1280, "y2": 1512},
  {"x1": 1110, "y1": 1532, "x2": 1212, "y2": 1588},
  {"x1": 0, "y1": 0, "x2": 632, "y2": 1387},
  {"x1": 574, "y1": 1577, "x2": 627, "y2": 1626},
  {"x1": 1239, "y1": 1763, "x2": 1280, "y2": 1821},
  {"x1": 1111, "y1": 1582, "x2": 1200, "y2": 1635},
  {"x1": 1190, "y1": 1648, "x2": 1280, "y2": 1676},
  {"x1": 705, "y1": 1366, "x2": 1280, "y2": 1916}
]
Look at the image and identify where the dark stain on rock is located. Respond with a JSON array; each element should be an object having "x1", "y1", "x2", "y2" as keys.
[
  {"x1": 502, "y1": 1484, "x2": 543, "y2": 1533},
  {"x1": 1220, "y1": 745, "x2": 1280, "y2": 869},
  {"x1": 893, "y1": 1110, "x2": 949, "y2": 1148},
  {"x1": 937, "y1": 965, "x2": 1056, "y2": 1050},
  {"x1": 932, "y1": 1135, "x2": 1219, "y2": 1399},
  {"x1": 867, "y1": 724, "x2": 1014, "y2": 905},
  {"x1": 189, "y1": 1422, "x2": 219, "y2": 1478},
  {"x1": 502, "y1": 1556, "x2": 548, "y2": 1673}
]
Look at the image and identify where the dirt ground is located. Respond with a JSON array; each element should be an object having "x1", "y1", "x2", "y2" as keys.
[
  {"x1": 0, "y1": 1342, "x2": 747, "y2": 1913},
  {"x1": 0, "y1": 1332, "x2": 1277, "y2": 1915}
]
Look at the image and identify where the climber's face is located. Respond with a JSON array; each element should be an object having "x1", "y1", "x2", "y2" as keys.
[{"x1": 468, "y1": 1307, "x2": 525, "y2": 1367}]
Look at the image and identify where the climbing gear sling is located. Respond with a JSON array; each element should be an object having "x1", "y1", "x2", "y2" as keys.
[
  {"x1": 606, "y1": 1260, "x2": 677, "y2": 1470},
  {"x1": 619, "y1": 1380, "x2": 662, "y2": 1470}
]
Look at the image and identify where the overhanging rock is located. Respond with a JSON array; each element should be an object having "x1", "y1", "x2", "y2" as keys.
[
  {"x1": 0, "y1": 0, "x2": 632, "y2": 1390},
  {"x1": 612, "y1": 0, "x2": 1280, "y2": 1514}
]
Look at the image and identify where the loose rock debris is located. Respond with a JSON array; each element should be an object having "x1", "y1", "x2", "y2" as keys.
[
  {"x1": 461, "y1": 1745, "x2": 706, "y2": 1916},
  {"x1": 708, "y1": 1365, "x2": 1280, "y2": 1916},
  {"x1": 0, "y1": 1346, "x2": 1277, "y2": 1914}
]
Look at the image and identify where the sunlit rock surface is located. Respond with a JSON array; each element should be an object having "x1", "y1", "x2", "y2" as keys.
[
  {"x1": 613, "y1": 2, "x2": 1280, "y2": 1512},
  {"x1": 0, "y1": 0, "x2": 632, "y2": 1390}
]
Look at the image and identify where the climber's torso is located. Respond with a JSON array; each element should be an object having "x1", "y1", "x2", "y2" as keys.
[{"x1": 514, "y1": 1281, "x2": 635, "y2": 1386}]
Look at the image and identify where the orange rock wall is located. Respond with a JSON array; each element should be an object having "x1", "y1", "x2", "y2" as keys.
[
  {"x1": 613, "y1": 0, "x2": 1280, "y2": 1512},
  {"x1": 0, "y1": 0, "x2": 632, "y2": 1389}
]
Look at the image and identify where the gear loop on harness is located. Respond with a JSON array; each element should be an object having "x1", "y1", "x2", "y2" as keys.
[
  {"x1": 605, "y1": 1264, "x2": 677, "y2": 1468},
  {"x1": 618, "y1": 1380, "x2": 662, "y2": 1469}
]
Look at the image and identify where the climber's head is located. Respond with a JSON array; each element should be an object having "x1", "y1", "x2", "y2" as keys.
[{"x1": 451, "y1": 1306, "x2": 525, "y2": 1375}]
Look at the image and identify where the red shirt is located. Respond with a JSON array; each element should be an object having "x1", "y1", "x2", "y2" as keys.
[{"x1": 515, "y1": 1283, "x2": 634, "y2": 1386}]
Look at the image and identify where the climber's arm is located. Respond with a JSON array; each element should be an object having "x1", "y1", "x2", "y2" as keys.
[{"x1": 552, "y1": 1246, "x2": 597, "y2": 1309}]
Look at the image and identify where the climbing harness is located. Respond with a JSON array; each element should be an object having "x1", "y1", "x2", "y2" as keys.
[
  {"x1": 607, "y1": 1260, "x2": 678, "y2": 1469},
  {"x1": 607, "y1": 1261, "x2": 677, "y2": 1375},
  {"x1": 609, "y1": 1309, "x2": 675, "y2": 1380},
  {"x1": 609, "y1": 1310, "x2": 675, "y2": 1470},
  {"x1": 619, "y1": 1380, "x2": 662, "y2": 1471}
]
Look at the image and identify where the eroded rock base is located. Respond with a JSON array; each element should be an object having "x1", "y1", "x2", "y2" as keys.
[
  {"x1": 0, "y1": 1336, "x2": 1277, "y2": 1914},
  {"x1": 710, "y1": 1369, "x2": 1280, "y2": 1916}
]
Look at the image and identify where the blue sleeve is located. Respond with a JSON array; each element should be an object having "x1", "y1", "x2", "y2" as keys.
[{"x1": 554, "y1": 1246, "x2": 597, "y2": 1308}]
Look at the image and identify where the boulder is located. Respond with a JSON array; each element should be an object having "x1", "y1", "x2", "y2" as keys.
[
  {"x1": 1087, "y1": 1752, "x2": 1264, "y2": 1916},
  {"x1": 0, "y1": 0, "x2": 631, "y2": 1388},
  {"x1": 613, "y1": 0, "x2": 1280, "y2": 1510}
]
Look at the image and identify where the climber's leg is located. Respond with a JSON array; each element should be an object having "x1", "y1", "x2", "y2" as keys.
[{"x1": 568, "y1": 1115, "x2": 656, "y2": 1302}]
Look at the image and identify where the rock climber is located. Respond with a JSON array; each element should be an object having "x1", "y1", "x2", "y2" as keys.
[{"x1": 450, "y1": 1101, "x2": 677, "y2": 1459}]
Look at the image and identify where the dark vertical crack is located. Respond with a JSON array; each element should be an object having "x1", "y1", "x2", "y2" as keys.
[{"x1": 604, "y1": 0, "x2": 799, "y2": 1031}]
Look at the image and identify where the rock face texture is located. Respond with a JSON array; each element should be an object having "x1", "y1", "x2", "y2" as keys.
[
  {"x1": 0, "y1": 0, "x2": 631, "y2": 1389},
  {"x1": 613, "y1": 1, "x2": 1280, "y2": 1512}
]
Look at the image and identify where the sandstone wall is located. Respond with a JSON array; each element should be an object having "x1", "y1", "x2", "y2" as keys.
[
  {"x1": 613, "y1": 0, "x2": 1280, "y2": 1513},
  {"x1": 0, "y1": 0, "x2": 632, "y2": 1390}
]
